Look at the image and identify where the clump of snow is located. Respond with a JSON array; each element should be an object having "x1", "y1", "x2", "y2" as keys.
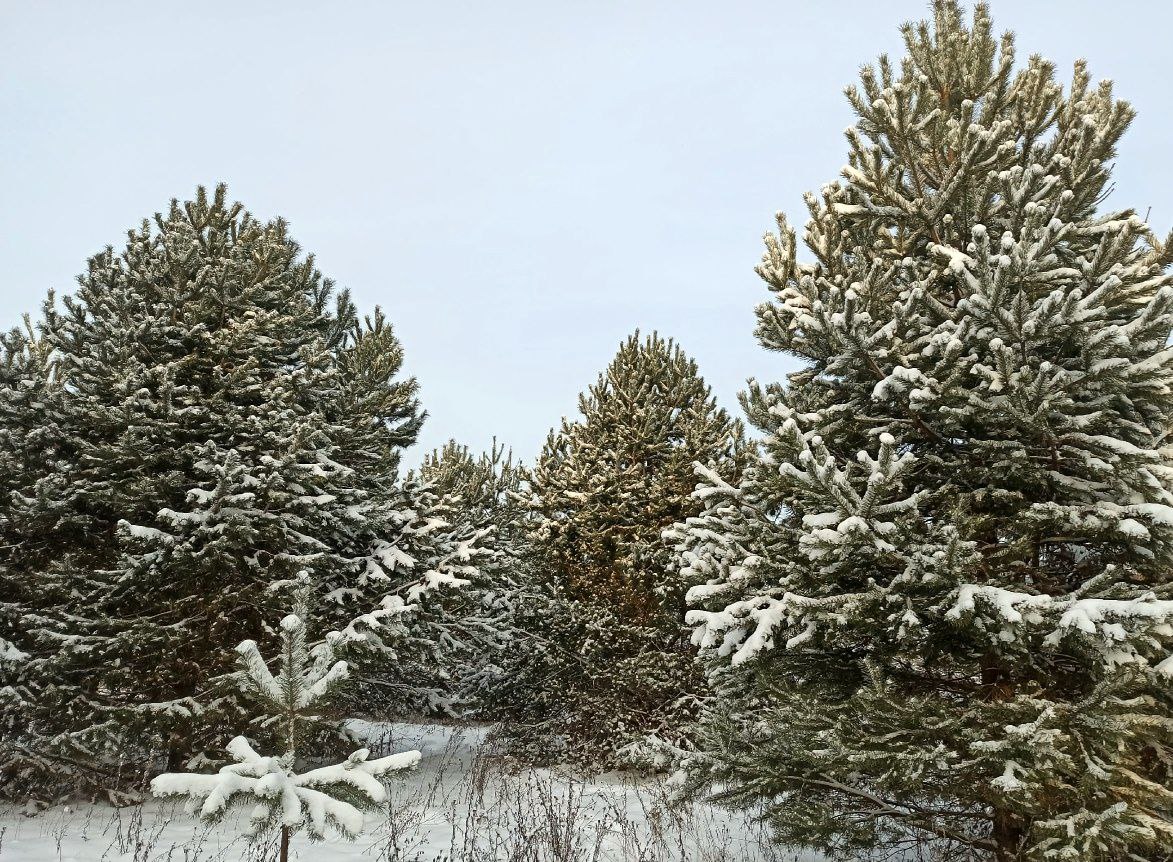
[{"x1": 0, "y1": 636, "x2": 27, "y2": 663}]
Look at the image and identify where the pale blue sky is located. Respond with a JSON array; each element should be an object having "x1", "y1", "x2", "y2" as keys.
[{"x1": 2, "y1": 1, "x2": 1170, "y2": 463}]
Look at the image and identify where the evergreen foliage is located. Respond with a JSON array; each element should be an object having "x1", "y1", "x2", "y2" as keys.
[
  {"x1": 673, "y1": 4, "x2": 1173, "y2": 860},
  {"x1": 0, "y1": 318, "x2": 55, "y2": 780},
  {"x1": 0, "y1": 186, "x2": 483, "y2": 801},
  {"x1": 508, "y1": 331, "x2": 744, "y2": 764},
  {"x1": 415, "y1": 441, "x2": 528, "y2": 552},
  {"x1": 338, "y1": 472, "x2": 498, "y2": 719},
  {"x1": 2, "y1": 8, "x2": 1171, "y2": 857},
  {"x1": 410, "y1": 440, "x2": 536, "y2": 713}
]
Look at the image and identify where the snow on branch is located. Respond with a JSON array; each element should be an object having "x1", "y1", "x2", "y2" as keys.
[
  {"x1": 947, "y1": 585, "x2": 1173, "y2": 674},
  {"x1": 150, "y1": 735, "x2": 420, "y2": 839}
]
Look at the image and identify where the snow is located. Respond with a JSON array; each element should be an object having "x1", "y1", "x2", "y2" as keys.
[
  {"x1": 234, "y1": 640, "x2": 286, "y2": 704},
  {"x1": 689, "y1": 590, "x2": 855, "y2": 667},
  {"x1": 801, "y1": 511, "x2": 841, "y2": 529},
  {"x1": 0, "y1": 637, "x2": 27, "y2": 663},
  {"x1": 690, "y1": 461, "x2": 740, "y2": 499},
  {"x1": 948, "y1": 585, "x2": 1173, "y2": 631},
  {"x1": 872, "y1": 365, "x2": 928, "y2": 401},
  {"x1": 947, "y1": 585, "x2": 1173, "y2": 668},
  {"x1": 150, "y1": 735, "x2": 420, "y2": 839},
  {"x1": 0, "y1": 722, "x2": 826, "y2": 861},
  {"x1": 1056, "y1": 596, "x2": 1173, "y2": 634},
  {"x1": 368, "y1": 540, "x2": 416, "y2": 573},
  {"x1": 303, "y1": 660, "x2": 349, "y2": 705},
  {"x1": 1124, "y1": 502, "x2": 1173, "y2": 527},
  {"x1": 116, "y1": 520, "x2": 174, "y2": 543},
  {"x1": 947, "y1": 584, "x2": 1052, "y2": 625},
  {"x1": 991, "y1": 761, "x2": 1025, "y2": 793}
]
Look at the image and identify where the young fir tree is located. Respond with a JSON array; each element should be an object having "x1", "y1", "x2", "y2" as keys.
[
  {"x1": 152, "y1": 596, "x2": 420, "y2": 862},
  {"x1": 673, "y1": 4, "x2": 1173, "y2": 860},
  {"x1": 508, "y1": 331, "x2": 744, "y2": 764},
  {"x1": 0, "y1": 186, "x2": 484, "y2": 801}
]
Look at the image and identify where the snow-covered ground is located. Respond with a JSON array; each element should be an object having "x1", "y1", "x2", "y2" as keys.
[{"x1": 0, "y1": 722, "x2": 821, "y2": 862}]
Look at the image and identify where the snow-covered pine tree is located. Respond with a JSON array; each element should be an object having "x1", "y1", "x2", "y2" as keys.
[
  {"x1": 509, "y1": 331, "x2": 744, "y2": 764},
  {"x1": 410, "y1": 440, "x2": 537, "y2": 714},
  {"x1": 152, "y1": 598, "x2": 419, "y2": 861},
  {"x1": 0, "y1": 316, "x2": 51, "y2": 669},
  {"x1": 674, "y1": 3, "x2": 1173, "y2": 860},
  {"x1": 336, "y1": 470, "x2": 497, "y2": 718},
  {"x1": 0, "y1": 186, "x2": 484, "y2": 801}
]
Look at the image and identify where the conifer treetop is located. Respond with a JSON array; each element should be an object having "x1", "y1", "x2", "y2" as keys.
[
  {"x1": 755, "y1": 0, "x2": 1170, "y2": 366},
  {"x1": 538, "y1": 330, "x2": 742, "y2": 483}
]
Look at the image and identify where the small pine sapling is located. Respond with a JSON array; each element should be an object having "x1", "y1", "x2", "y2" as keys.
[{"x1": 150, "y1": 604, "x2": 419, "y2": 860}]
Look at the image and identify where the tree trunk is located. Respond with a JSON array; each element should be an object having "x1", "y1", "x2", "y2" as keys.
[
  {"x1": 279, "y1": 824, "x2": 290, "y2": 862},
  {"x1": 983, "y1": 656, "x2": 1024, "y2": 861},
  {"x1": 992, "y1": 807, "x2": 1024, "y2": 862},
  {"x1": 165, "y1": 733, "x2": 185, "y2": 772}
]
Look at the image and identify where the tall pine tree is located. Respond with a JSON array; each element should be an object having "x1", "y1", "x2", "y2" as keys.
[
  {"x1": 0, "y1": 186, "x2": 484, "y2": 801},
  {"x1": 674, "y1": 4, "x2": 1173, "y2": 860},
  {"x1": 507, "y1": 332, "x2": 744, "y2": 765}
]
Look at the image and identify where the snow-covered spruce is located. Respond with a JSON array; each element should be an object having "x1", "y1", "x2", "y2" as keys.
[
  {"x1": 0, "y1": 315, "x2": 70, "y2": 795},
  {"x1": 329, "y1": 472, "x2": 499, "y2": 719},
  {"x1": 672, "y1": 3, "x2": 1173, "y2": 861},
  {"x1": 151, "y1": 607, "x2": 419, "y2": 858}
]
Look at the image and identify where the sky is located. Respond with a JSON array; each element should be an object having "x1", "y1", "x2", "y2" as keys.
[{"x1": 2, "y1": 1, "x2": 1171, "y2": 465}]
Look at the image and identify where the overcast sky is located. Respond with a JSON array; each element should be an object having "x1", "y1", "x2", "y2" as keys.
[{"x1": 3, "y1": 1, "x2": 1171, "y2": 464}]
